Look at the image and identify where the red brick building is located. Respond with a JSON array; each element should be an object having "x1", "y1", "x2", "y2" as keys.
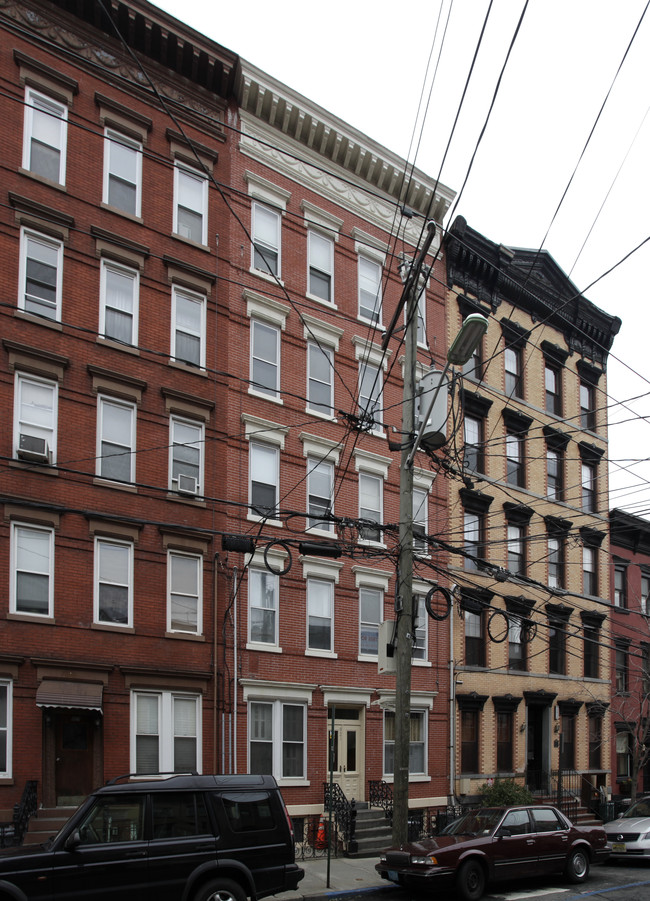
[
  {"x1": 609, "y1": 508, "x2": 650, "y2": 799},
  {"x1": 0, "y1": 0, "x2": 454, "y2": 830}
]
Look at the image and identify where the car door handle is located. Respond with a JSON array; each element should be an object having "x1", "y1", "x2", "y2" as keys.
[
  {"x1": 124, "y1": 850, "x2": 146, "y2": 858},
  {"x1": 526, "y1": 839, "x2": 535, "y2": 845}
]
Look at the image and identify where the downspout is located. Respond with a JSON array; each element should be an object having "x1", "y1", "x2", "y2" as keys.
[{"x1": 449, "y1": 594, "x2": 456, "y2": 801}]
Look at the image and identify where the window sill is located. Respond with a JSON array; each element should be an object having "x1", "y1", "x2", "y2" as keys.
[
  {"x1": 380, "y1": 774, "x2": 430, "y2": 784},
  {"x1": 171, "y1": 232, "x2": 211, "y2": 252},
  {"x1": 93, "y1": 478, "x2": 137, "y2": 492},
  {"x1": 305, "y1": 407, "x2": 337, "y2": 423},
  {"x1": 19, "y1": 167, "x2": 66, "y2": 191},
  {"x1": 412, "y1": 659, "x2": 432, "y2": 668},
  {"x1": 7, "y1": 612, "x2": 54, "y2": 624},
  {"x1": 246, "y1": 642, "x2": 282, "y2": 653},
  {"x1": 166, "y1": 493, "x2": 206, "y2": 507},
  {"x1": 169, "y1": 359, "x2": 208, "y2": 377},
  {"x1": 91, "y1": 622, "x2": 135, "y2": 634},
  {"x1": 277, "y1": 778, "x2": 310, "y2": 788},
  {"x1": 247, "y1": 514, "x2": 282, "y2": 528},
  {"x1": 357, "y1": 654, "x2": 379, "y2": 663},
  {"x1": 305, "y1": 292, "x2": 337, "y2": 311},
  {"x1": 14, "y1": 309, "x2": 63, "y2": 331},
  {"x1": 249, "y1": 267, "x2": 284, "y2": 287},
  {"x1": 96, "y1": 336, "x2": 140, "y2": 355},
  {"x1": 9, "y1": 460, "x2": 58, "y2": 476},
  {"x1": 100, "y1": 202, "x2": 143, "y2": 224},
  {"x1": 165, "y1": 631, "x2": 205, "y2": 642},
  {"x1": 357, "y1": 315, "x2": 385, "y2": 331},
  {"x1": 305, "y1": 649, "x2": 337, "y2": 659},
  {"x1": 248, "y1": 387, "x2": 283, "y2": 404}
]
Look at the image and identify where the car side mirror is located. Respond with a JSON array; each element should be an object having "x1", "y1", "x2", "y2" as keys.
[
  {"x1": 64, "y1": 830, "x2": 81, "y2": 851},
  {"x1": 496, "y1": 827, "x2": 511, "y2": 838}
]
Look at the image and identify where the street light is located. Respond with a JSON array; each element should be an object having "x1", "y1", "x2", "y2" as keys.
[{"x1": 392, "y1": 304, "x2": 488, "y2": 844}]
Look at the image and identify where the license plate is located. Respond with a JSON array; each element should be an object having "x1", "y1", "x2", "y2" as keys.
[
  {"x1": 387, "y1": 870, "x2": 399, "y2": 882},
  {"x1": 612, "y1": 843, "x2": 627, "y2": 852}
]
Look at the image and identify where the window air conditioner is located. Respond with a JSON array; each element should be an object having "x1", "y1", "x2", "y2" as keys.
[
  {"x1": 17, "y1": 434, "x2": 50, "y2": 462},
  {"x1": 177, "y1": 474, "x2": 198, "y2": 496}
]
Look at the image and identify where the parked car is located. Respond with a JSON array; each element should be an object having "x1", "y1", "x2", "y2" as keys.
[
  {"x1": 603, "y1": 797, "x2": 650, "y2": 860},
  {"x1": 0, "y1": 773, "x2": 304, "y2": 901},
  {"x1": 376, "y1": 805, "x2": 609, "y2": 901}
]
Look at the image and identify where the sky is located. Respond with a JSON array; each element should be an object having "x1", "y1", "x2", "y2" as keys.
[{"x1": 154, "y1": 0, "x2": 650, "y2": 519}]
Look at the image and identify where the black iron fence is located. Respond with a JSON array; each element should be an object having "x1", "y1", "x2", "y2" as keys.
[{"x1": 0, "y1": 780, "x2": 38, "y2": 848}]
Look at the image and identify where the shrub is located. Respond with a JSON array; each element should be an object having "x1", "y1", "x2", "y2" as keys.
[{"x1": 478, "y1": 778, "x2": 533, "y2": 807}]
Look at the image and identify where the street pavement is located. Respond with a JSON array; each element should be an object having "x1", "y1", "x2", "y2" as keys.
[{"x1": 285, "y1": 854, "x2": 393, "y2": 901}]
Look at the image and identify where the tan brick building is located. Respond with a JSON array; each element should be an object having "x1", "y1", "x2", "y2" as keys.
[{"x1": 443, "y1": 216, "x2": 621, "y2": 804}]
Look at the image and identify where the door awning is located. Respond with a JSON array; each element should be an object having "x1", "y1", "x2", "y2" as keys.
[{"x1": 36, "y1": 680, "x2": 103, "y2": 712}]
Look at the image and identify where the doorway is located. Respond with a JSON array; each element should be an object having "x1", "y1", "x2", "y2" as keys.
[
  {"x1": 327, "y1": 708, "x2": 364, "y2": 801},
  {"x1": 526, "y1": 705, "x2": 550, "y2": 793},
  {"x1": 54, "y1": 712, "x2": 96, "y2": 806}
]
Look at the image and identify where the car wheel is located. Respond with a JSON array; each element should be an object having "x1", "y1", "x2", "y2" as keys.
[
  {"x1": 456, "y1": 859, "x2": 486, "y2": 901},
  {"x1": 565, "y1": 847, "x2": 590, "y2": 883},
  {"x1": 194, "y1": 878, "x2": 247, "y2": 901}
]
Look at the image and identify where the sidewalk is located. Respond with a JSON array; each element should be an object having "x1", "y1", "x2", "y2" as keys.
[{"x1": 284, "y1": 854, "x2": 396, "y2": 901}]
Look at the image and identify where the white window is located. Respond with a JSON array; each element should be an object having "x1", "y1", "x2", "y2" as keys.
[
  {"x1": 358, "y1": 361, "x2": 383, "y2": 432},
  {"x1": 94, "y1": 538, "x2": 133, "y2": 627},
  {"x1": 11, "y1": 523, "x2": 54, "y2": 617},
  {"x1": 103, "y1": 129, "x2": 142, "y2": 216},
  {"x1": 22, "y1": 87, "x2": 67, "y2": 184},
  {"x1": 308, "y1": 230, "x2": 333, "y2": 302},
  {"x1": 307, "y1": 578, "x2": 333, "y2": 652},
  {"x1": 168, "y1": 551, "x2": 202, "y2": 634},
  {"x1": 0, "y1": 681, "x2": 12, "y2": 778},
  {"x1": 174, "y1": 164, "x2": 208, "y2": 244},
  {"x1": 169, "y1": 416, "x2": 203, "y2": 496},
  {"x1": 307, "y1": 341, "x2": 334, "y2": 417},
  {"x1": 14, "y1": 373, "x2": 57, "y2": 464},
  {"x1": 171, "y1": 286, "x2": 206, "y2": 368},
  {"x1": 19, "y1": 229, "x2": 63, "y2": 321},
  {"x1": 97, "y1": 396, "x2": 136, "y2": 483},
  {"x1": 359, "y1": 472, "x2": 382, "y2": 543},
  {"x1": 248, "y1": 700, "x2": 305, "y2": 779},
  {"x1": 249, "y1": 442, "x2": 279, "y2": 519},
  {"x1": 412, "y1": 593, "x2": 428, "y2": 661},
  {"x1": 100, "y1": 260, "x2": 139, "y2": 345},
  {"x1": 359, "y1": 586, "x2": 383, "y2": 656},
  {"x1": 132, "y1": 691, "x2": 200, "y2": 775},
  {"x1": 307, "y1": 457, "x2": 334, "y2": 532},
  {"x1": 250, "y1": 319, "x2": 280, "y2": 397},
  {"x1": 248, "y1": 568, "x2": 278, "y2": 646},
  {"x1": 413, "y1": 487, "x2": 428, "y2": 553},
  {"x1": 252, "y1": 202, "x2": 281, "y2": 277},
  {"x1": 358, "y1": 255, "x2": 382, "y2": 323},
  {"x1": 384, "y1": 709, "x2": 427, "y2": 776}
]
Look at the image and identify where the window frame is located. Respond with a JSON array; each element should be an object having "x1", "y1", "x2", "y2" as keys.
[
  {"x1": 167, "y1": 550, "x2": 202, "y2": 635},
  {"x1": 506, "y1": 430, "x2": 525, "y2": 487},
  {"x1": 359, "y1": 585, "x2": 383, "y2": 658},
  {"x1": 615, "y1": 645, "x2": 629, "y2": 693},
  {"x1": 0, "y1": 680, "x2": 12, "y2": 778},
  {"x1": 97, "y1": 394, "x2": 136, "y2": 484},
  {"x1": 250, "y1": 318, "x2": 280, "y2": 398},
  {"x1": 544, "y1": 361, "x2": 562, "y2": 416},
  {"x1": 131, "y1": 690, "x2": 201, "y2": 775},
  {"x1": 412, "y1": 486, "x2": 428, "y2": 554},
  {"x1": 22, "y1": 86, "x2": 68, "y2": 185},
  {"x1": 463, "y1": 414, "x2": 483, "y2": 474},
  {"x1": 548, "y1": 618, "x2": 567, "y2": 676},
  {"x1": 508, "y1": 616, "x2": 527, "y2": 672},
  {"x1": 306, "y1": 576, "x2": 334, "y2": 653},
  {"x1": 496, "y1": 709, "x2": 514, "y2": 772},
  {"x1": 103, "y1": 127, "x2": 142, "y2": 217},
  {"x1": 18, "y1": 228, "x2": 64, "y2": 322},
  {"x1": 463, "y1": 510, "x2": 482, "y2": 571},
  {"x1": 581, "y1": 461, "x2": 597, "y2": 513},
  {"x1": 248, "y1": 699, "x2": 306, "y2": 782},
  {"x1": 169, "y1": 415, "x2": 204, "y2": 497},
  {"x1": 14, "y1": 371, "x2": 58, "y2": 464},
  {"x1": 358, "y1": 472, "x2": 383, "y2": 544},
  {"x1": 94, "y1": 536, "x2": 134, "y2": 628},
  {"x1": 383, "y1": 708, "x2": 427, "y2": 777},
  {"x1": 248, "y1": 567, "x2": 279, "y2": 648},
  {"x1": 99, "y1": 259, "x2": 139, "y2": 346},
  {"x1": 464, "y1": 607, "x2": 485, "y2": 667},
  {"x1": 10, "y1": 522, "x2": 54, "y2": 618},
  {"x1": 460, "y1": 708, "x2": 479, "y2": 773},
  {"x1": 249, "y1": 441, "x2": 279, "y2": 521},
  {"x1": 504, "y1": 345, "x2": 522, "y2": 398},
  {"x1": 546, "y1": 447, "x2": 563, "y2": 501},
  {"x1": 173, "y1": 162, "x2": 208, "y2": 245},
  {"x1": 547, "y1": 535, "x2": 564, "y2": 589},
  {"x1": 507, "y1": 523, "x2": 525, "y2": 576},
  {"x1": 584, "y1": 625, "x2": 599, "y2": 679},
  {"x1": 358, "y1": 360, "x2": 383, "y2": 433},
  {"x1": 583, "y1": 544, "x2": 597, "y2": 597},
  {"x1": 614, "y1": 563, "x2": 627, "y2": 609},
  {"x1": 252, "y1": 201, "x2": 281, "y2": 277},
  {"x1": 306, "y1": 456, "x2": 334, "y2": 533},
  {"x1": 580, "y1": 380, "x2": 597, "y2": 432},
  {"x1": 357, "y1": 254, "x2": 382, "y2": 325},
  {"x1": 171, "y1": 285, "x2": 206, "y2": 369},
  {"x1": 306, "y1": 341, "x2": 334, "y2": 418},
  {"x1": 307, "y1": 229, "x2": 334, "y2": 303}
]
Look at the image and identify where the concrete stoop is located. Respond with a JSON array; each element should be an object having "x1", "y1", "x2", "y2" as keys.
[
  {"x1": 23, "y1": 808, "x2": 75, "y2": 845},
  {"x1": 347, "y1": 807, "x2": 392, "y2": 857}
]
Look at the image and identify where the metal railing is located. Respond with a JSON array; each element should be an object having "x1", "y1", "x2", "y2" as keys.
[
  {"x1": 323, "y1": 782, "x2": 357, "y2": 853},
  {"x1": 0, "y1": 780, "x2": 38, "y2": 847},
  {"x1": 368, "y1": 779, "x2": 392, "y2": 818}
]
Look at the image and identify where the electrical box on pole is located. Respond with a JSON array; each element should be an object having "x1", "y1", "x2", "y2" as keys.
[{"x1": 418, "y1": 367, "x2": 450, "y2": 451}]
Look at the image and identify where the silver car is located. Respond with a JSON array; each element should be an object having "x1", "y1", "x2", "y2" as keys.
[{"x1": 604, "y1": 798, "x2": 650, "y2": 860}]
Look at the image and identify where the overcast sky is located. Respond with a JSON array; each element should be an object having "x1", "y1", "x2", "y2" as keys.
[{"x1": 154, "y1": 0, "x2": 650, "y2": 518}]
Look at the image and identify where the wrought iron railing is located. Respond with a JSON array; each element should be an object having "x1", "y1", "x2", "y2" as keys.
[
  {"x1": 0, "y1": 780, "x2": 38, "y2": 847},
  {"x1": 292, "y1": 813, "x2": 340, "y2": 860},
  {"x1": 323, "y1": 782, "x2": 357, "y2": 853},
  {"x1": 368, "y1": 779, "x2": 392, "y2": 818}
]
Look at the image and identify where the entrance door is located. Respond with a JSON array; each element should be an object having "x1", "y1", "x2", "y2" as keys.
[
  {"x1": 327, "y1": 708, "x2": 364, "y2": 801},
  {"x1": 526, "y1": 706, "x2": 548, "y2": 793},
  {"x1": 55, "y1": 712, "x2": 94, "y2": 805}
]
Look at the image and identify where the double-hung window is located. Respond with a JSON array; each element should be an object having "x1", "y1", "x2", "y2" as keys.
[
  {"x1": 358, "y1": 255, "x2": 382, "y2": 324},
  {"x1": 248, "y1": 700, "x2": 305, "y2": 780},
  {"x1": 548, "y1": 618, "x2": 567, "y2": 675},
  {"x1": 580, "y1": 381, "x2": 596, "y2": 431},
  {"x1": 460, "y1": 709, "x2": 479, "y2": 773},
  {"x1": 463, "y1": 511, "x2": 481, "y2": 570},
  {"x1": 545, "y1": 361, "x2": 562, "y2": 416},
  {"x1": 169, "y1": 416, "x2": 203, "y2": 497},
  {"x1": 171, "y1": 286, "x2": 205, "y2": 368},
  {"x1": 307, "y1": 341, "x2": 334, "y2": 417},
  {"x1": 581, "y1": 462, "x2": 596, "y2": 512},
  {"x1": 508, "y1": 617, "x2": 526, "y2": 671},
  {"x1": 358, "y1": 360, "x2": 383, "y2": 432},
  {"x1": 249, "y1": 442, "x2": 279, "y2": 519},
  {"x1": 307, "y1": 457, "x2": 334, "y2": 531},
  {"x1": 0, "y1": 681, "x2": 11, "y2": 778},
  {"x1": 252, "y1": 203, "x2": 281, "y2": 277},
  {"x1": 615, "y1": 644, "x2": 629, "y2": 693},
  {"x1": 584, "y1": 625, "x2": 599, "y2": 678},
  {"x1": 413, "y1": 487, "x2": 428, "y2": 553},
  {"x1": 11, "y1": 522, "x2": 54, "y2": 617},
  {"x1": 307, "y1": 578, "x2": 333, "y2": 652},
  {"x1": 174, "y1": 163, "x2": 208, "y2": 244},
  {"x1": 464, "y1": 415, "x2": 483, "y2": 473},
  {"x1": 547, "y1": 536, "x2": 564, "y2": 589},
  {"x1": 359, "y1": 586, "x2": 383, "y2": 656},
  {"x1": 506, "y1": 430, "x2": 524, "y2": 487},
  {"x1": 583, "y1": 544, "x2": 597, "y2": 596},
  {"x1": 250, "y1": 319, "x2": 280, "y2": 397},
  {"x1": 248, "y1": 568, "x2": 278, "y2": 646},
  {"x1": 103, "y1": 129, "x2": 142, "y2": 216},
  {"x1": 359, "y1": 473, "x2": 382, "y2": 542},
  {"x1": 94, "y1": 537, "x2": 133, "y2": 627},
  {"x1": 308, "y1": 230, "x2": 333, "y2": 302},
  {"x1": 496, "y1": 710, "x2": 514, "y2": 772},
  {"x1": 383, "y1": 708, "x2": 426, "y2": 775},
  {"x1": 168, "y1": 551, "x2": 202, "y2": 634},
  {"x1": 19, "y1": 229, "x2": 63, "y2": 321},
  {"x1": 464, "y1": 608, "x2": 485, "y2": 666},
  {"x1": 100, "y1": 260, "x2": 138, "y2": 345},
  {"x1": 614, "y1": 563, "x2": 627, "y2": 608},
  {"x1": 14, "y1": 373, "x2": 57, "y2": 464},
  {"x1": 97, "y1": 396, "x2": 135, "y2": 483},
  {"x1": 412, "y1": 592, "x2": 428, "y2": 661},
  {"x1": 504, "y1": 346, "x2": 522, "y2": 398},
  {"x1": 546, "y1": 448, "x2": 563, "y2": 500},
  {"x1": 642, "y1": 572, "x2": 650, "y2": 616},
  {"x1": 23, "y1": 87, "x2": 67, "y2": 184},
  {"x1": 507, "y1": 524, "x2": 525, "y2": 576},
  {"x1": 132, "y1": 691, "x2": 200, "y2": 775}
]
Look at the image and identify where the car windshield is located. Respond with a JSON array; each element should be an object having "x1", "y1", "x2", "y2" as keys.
[
  {"x1": 622, "y1": 799, "x2": 650, "y2": 819},
  {"x1": 442, "y1": 809, "x2": 504, "y2": 836}
]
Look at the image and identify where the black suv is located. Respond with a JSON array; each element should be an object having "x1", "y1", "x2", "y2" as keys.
[{"x1": 0, "y1": 774, "x2": 304, "y2": 901}]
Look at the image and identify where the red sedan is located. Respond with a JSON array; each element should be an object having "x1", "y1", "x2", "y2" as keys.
[{"x1": 376, "y1": 805, "x2": 609, "y2": 901}]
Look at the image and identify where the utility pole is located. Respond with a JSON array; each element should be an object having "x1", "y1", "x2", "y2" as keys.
[{"x1": 391, "y1": 225, "x2": 434, "y2": 845}]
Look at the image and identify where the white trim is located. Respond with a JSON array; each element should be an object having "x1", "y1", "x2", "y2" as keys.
[
  {"x1": 352, "y1": 566, "x2": 391, "y2": 591},
  {"x1": 244, "y1": 290, "x2": 290, "y2": 328},
  {"x1": 321, "y1": 686, "x2": 373, "y2": 708},
  {"x1": 10, "y1": 521, "x2": 54, "y2": 619},
  {"x1": 353, "y1": 448, "x2": 391, "y2": 479},
  {"x1": 299, "y1": 433, "x2": 341, "y2": 466},
  {"x1": 300, "y1": 556, "x2": 344, "y2": 581},
  {"x1": 0, "y1": 680, "x2": 12, "y2": 778},
  {"x1": 301, "y1": 314, "x2": 343, "y2": 351},
  {"x1": 352, "y1": 336, "x2": 390, "y2": 369},
  {"x1": 300, "y1": 200, "x2": 343, "y2": 234},
  {"x1": 242, "y1": 414, "x2": 289, "y2": 448},
  {"x1": 94, "y1": 536, "x2": 134, "y2": 628},
  {"x1": 244, "y1": 171, "x2": 291, "y2": 209}
]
